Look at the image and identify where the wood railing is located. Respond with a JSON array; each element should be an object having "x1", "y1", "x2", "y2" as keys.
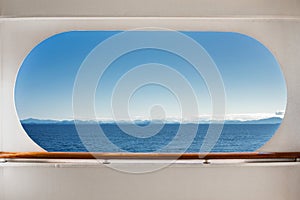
[{"x1": 1, "y1": 152, "x2": 300, "y2": 160}]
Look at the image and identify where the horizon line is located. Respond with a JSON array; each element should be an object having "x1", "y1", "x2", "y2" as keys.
[
  {"x1": 20, "y1": 116, "x2": 283, "y2": 123},
  {"x1": 19, "y1": 112, "x2": 285, "y2": 122}
]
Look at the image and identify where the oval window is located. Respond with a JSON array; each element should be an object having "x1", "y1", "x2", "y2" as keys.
[{"x1": 15, "y1": 31, "x2": 287, "y2": 152}]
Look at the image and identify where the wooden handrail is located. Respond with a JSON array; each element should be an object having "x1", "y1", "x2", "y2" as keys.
[{"x1": 1, "y1": 152, "x2": 300, "y2": 160}]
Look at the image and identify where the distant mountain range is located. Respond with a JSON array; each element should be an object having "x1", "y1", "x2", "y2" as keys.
[
  {"x1": 20, "y1": 117, "x2": 282, "y2": 125},
  {"x1": 222, "y1": 117, "x2": 282, "y2": 124}
]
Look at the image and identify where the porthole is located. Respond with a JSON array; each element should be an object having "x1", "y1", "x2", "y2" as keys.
[{"x1": 14, "y1": 31, "x2": 287, "y2": 152}]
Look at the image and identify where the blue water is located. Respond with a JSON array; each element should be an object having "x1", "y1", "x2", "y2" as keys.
[{"x1": 21, "y1": 124, "x2": 280, "y2": 152}]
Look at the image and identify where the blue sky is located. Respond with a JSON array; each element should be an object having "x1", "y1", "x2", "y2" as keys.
[{"x1": 15, "y1": 31, "x2": 287, "y2": 121}]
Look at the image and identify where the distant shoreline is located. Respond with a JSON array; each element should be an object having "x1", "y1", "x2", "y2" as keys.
[{"x1": 20, "y1": 117, "x2": 282, "y2": 125}]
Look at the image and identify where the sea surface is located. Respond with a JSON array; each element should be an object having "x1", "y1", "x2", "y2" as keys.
[{"x1": 21, "y1": 123, "x2": 280, "y2": 152}]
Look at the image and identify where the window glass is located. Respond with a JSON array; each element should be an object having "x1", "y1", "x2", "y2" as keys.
[{"x1": 15, "y1": 31, "x2": 287, "y2": 152}]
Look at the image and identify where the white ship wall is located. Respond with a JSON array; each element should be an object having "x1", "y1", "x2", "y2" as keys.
[{"x1": 1, "y1": 1, "x2": 300, "y2": 200}]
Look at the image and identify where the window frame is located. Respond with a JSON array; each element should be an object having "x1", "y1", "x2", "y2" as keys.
[{"x1": 1, "y1": 17, "x2": 299, "y2": 155}]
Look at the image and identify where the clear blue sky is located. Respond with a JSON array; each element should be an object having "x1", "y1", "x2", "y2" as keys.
[{"x1": 15, "y1": 31, "x2": 287, "y2": 121}]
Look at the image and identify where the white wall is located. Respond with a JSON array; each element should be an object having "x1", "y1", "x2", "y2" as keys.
[
  {"x1": 0, "y1": 17, "x2": 300, "y2": 152},
  {"x1": 1, "y1": 161, "x2": 300, "y2": 200}
]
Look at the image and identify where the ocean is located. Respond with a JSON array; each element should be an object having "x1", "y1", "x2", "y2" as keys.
[{"x1": 21, "y1": 123, "x2": 280, "y2": 152}]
